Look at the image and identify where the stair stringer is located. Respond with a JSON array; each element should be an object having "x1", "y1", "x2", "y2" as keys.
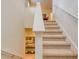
[{"x1": 54, "y1": 17, "x2": 78, "y2": 52}]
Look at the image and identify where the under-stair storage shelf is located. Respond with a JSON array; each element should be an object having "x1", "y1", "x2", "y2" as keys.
[{"x1": 25, "y1": 36, "x2": 35, "y2": 54}]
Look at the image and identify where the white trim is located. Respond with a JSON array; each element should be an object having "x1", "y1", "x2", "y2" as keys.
[
  {"x1": 54, "y1": 5, "x2": 78, "y2": 19},
  {"x1": 1, "y1": 50, "x2": 21, "y2": 59},
  {"x1": 61, "y1": 7, "x2": 78, "y2": 19},
  {"x1": 55, "y1": 16, "x2": 78, "y2": 50}
]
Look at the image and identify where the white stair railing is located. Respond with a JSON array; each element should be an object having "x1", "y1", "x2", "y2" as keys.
[
  {"x1": 1, "y1": 50, "x2": 22, "y2": 59},
  {"x1": 33, "y1": 2, "x2": 45, "y2": 59}
]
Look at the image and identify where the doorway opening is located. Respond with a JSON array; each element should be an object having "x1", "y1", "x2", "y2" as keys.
[{"x1": 41, "y1": 0, "x2": 53, "y2": 21}]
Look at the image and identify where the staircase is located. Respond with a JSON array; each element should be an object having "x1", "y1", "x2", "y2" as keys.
[
  {"x1": 42, "y1": 21, "x2": 77, "y2": 59},
  {"x1": 1, "y1": 50, "x2": 22, "y2": 59}
]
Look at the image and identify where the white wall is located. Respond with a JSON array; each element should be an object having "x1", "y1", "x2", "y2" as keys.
[
  {"x1": 53, "y1": 0, "x2": 78, "y2": 18},
  {"x1": 53, "y1": 0, "x2": 78, "y2": 48},
  {"x1": 1, "y1": 54, "x2": 11, "y2": 59},
  {"x1": 1, "y1": 0, "x2": 28, "y2": 57},
  {"x1": 24, "y1": 7, "x2": 34, "y2": 28}
]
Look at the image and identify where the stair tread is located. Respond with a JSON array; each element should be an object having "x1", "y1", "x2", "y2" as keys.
[
  {"x1": 45, "y1": 29, "x2": 62, "y2": 32},
  {"x1": 43, "y1": 35, "x2": 65, "y2": 37},
  {"x1": 44, "y1": 21, "x2": 56, "y2": 22},
  {"x1": 43, "y1": 49, "x2": 77, "y2": 56},
  {"x1": 45, "y1": 25, "x2": 59, "y2": 27},
  {"x1": 43, "y1": 41, "x2": 70, "y2": 45},
  {"x1": 45, "y1": 26, "x2": 60, "y2": 29}
]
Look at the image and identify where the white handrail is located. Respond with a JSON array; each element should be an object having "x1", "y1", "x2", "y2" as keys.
[
  {"x1": 33, "y1": 2, "x2": 45, "y2": 32},
  {"x1": 1, "y1": 50, "x2": 22, "y2": 59}
]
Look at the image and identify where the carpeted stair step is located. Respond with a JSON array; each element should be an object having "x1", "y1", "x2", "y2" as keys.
[
  {"x1": 43, "y1": 49, "x2": 77, "y2": 59},
  {"x1": 43, "y1": 41, "x2": 71, "y2": 49},
  {"x1": 44, "y1": 21, "x2": 57, "y2": 25},
  {"x1": 43, "y1": 35, "x2": 66, "y2": 39},
  {"x1": 43, "y1": 29, "x2": 62, "y2": 35},
  {"x1": 45, "y1": 25, "x2": 60, "y2": 29}
]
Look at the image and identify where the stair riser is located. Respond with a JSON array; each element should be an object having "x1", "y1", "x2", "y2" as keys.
[
  {"x1": 44, "y1": 21, "x2": 57, "y2": 24},
  {"x1": 44, "y1": 21, "x2": 57, "y2": 22},
  {"x1": 44, "y1": 22, "x2": 57, "y2": 24},
  {"x1": 43, "y1": 45, "x2": 71, "y2": 49},
  {"x1": 43, "y1": 32, "x2": 62, "y2": 35},
  {"x1": 45, "y1": 25, "x2": 59, "y2": 27},
  {"x1": 43, "y1": 38, "x2": 65, "y2": 41},
  {"x1": 43, "y1": 37, "x2": 66, "y2": 39},
  {"x1": 44, "y1": 56, "x2": 77, "y2": 59},
  {"x1": 44, "y1": 23, "x2": 57, "y2": 25},
  {"x1": 45, "y1": 24, "x2": 58, "y2": 26},
  {"x1": 45, "y1": 27, "x2": 60, "y2": 29}
]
